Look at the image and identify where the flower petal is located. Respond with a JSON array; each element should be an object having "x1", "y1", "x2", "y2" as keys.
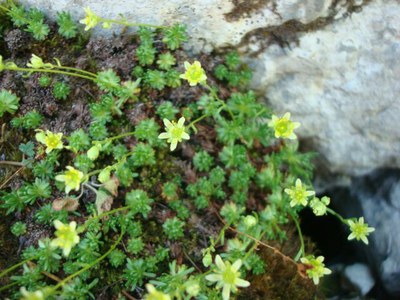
[
  {"x1": 236, "y1": 278, "x2": 250, "y2": 287},
  {"x1": 158, "y1": 132, "x2": 171, "y2": 139},
  {"x1": 170, "y1": 140, "x2": 178, "y2": 151},
  {"x1": 177, "y1": 117, "x2": 185, "y2": 127},
  {"x1": 53, "y1": 220, "x2": 63, "y2": 229},
  {"x1": 163, "y1": 118, "x2": 173, "y2": 129},
  {"x1": 348, "y1": 232, "x2": 356, "y2": 240},
  {"x1": 205, "y1": 274, "x2": 222, "y2": 282},
  {"x1": 182, "y1": 132, "x2": 190, "y2": 140},
  {"x1": 69, "y1": 221, "x2": 77, "y2": 231},
  {"x1": 222, "y1": 284, "x2": 231, "y2": 300},
  {"x1": 215, "y1": 255, "x2": 225, "y2": 271},
  {"x1": 231, "y1": 259, "x2": 242, "y2": 272}
]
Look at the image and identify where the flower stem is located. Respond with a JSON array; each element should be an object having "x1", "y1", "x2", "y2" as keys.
[
  {"x1": 100, "y1": 18, "x2": 167, "y2": 29},
  {"x1": 4, "y1": 66, "x2": 96, "y2": 82},
  {"x1": 243, "y1": 233, "x2": 264, "y2": 262},
  {"x1": 0, "y1": 281, "x2": 18, "y2": 293},
  {"x1": 290, "y1": 211, "x2": 305, "y2": 261},
  {"x1": 0, "y1": 4, "x2": 10, "y2": 12},
  {"x1": 103, "y1": 131, "x2": 136, "y2": 143},
  {"x1": 188, "y1": 114, "x2": 208, "y2": 133},
  {"x1": 53, "y1": 65, "x2": 97, "y2": 78},
  {"x1": 326, "y1": 207, "x2": 347, "y2": 225},
  {"x1": 0, "y1": 257, "x2": 39, "y2": 279},
  {"x1": 204, "y1": 83, "x2": 234, "y2": 119},
  {"x1": 215, "y1": 224, "x2": 229, "y2": 246}
]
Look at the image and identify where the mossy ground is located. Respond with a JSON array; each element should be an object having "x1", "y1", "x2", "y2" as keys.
[{"x1": 0, "y1": 8, "x2": 319, "y2": 299}]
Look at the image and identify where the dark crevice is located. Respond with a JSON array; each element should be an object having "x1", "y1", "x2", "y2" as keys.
[{"x1": 226, "y1": 0, "x2": 373, "y2": 57}]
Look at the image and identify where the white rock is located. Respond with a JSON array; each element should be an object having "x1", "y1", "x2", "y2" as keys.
[
  {"x1": 19, "y1": 0, "x2": 333, "y2": 52},
  {"x1": 252, "y1": 0, "x2": 400, "y2": 176},
  {"x1": 344, "y1": 263, "x2": 375, "y2": 296}
]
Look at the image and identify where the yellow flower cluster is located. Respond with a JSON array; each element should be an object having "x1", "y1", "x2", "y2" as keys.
[
  {"x1": 158, "y1": 117, "x2": 190, "y2": 151},
  {"x1": 144, "y1": 284, "x2": 171, "y2": 300},
  {"x1": 27, "y1": 54, "x2": 53, "y2": 69},
  {"x1": 51, "y1": 220, "x2": 80, "y2": 257},
  {"x1": 284, "y1": 178, "x2": 315, "y2": 207},
  {"x1": 268, "y1": 112, "x2": 300, "y2": 139},
  {"x1": 55, "y1": 166, "x2": 85, "y2": 194},
  {"x1": 205, "y1": 255, "x2": 250, "y2": 300},
  {"x1": 300, "y1": 256, "x2": 332, "y2": 285},
  {"x1": 35, "y1": 130, "x2": 64, "y2": 154},
  {"x1": 180, "y1": 61, "x2": 207, "y2": 86},
  {"x1": 79, "y1": 7, "x2": 101, "y2": 31},
  {"x1": 347, "y1": 217, "x2": 375, "y2": 245}
]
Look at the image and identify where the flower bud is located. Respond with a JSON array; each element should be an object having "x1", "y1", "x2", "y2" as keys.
[{"x1": 87, "y1": 144, "x2": 101, "y2": 161}]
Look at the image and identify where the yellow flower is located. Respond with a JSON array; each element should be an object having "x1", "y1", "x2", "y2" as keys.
[
  {"x1": 51, "y1": 220, "x2": 80, "y2": 257},
  {"x1": 79, "y1": 7, "x2": 101, "y2": 31},
  {"x1": 205, "y1": 255, "x2": 250, "y2": 300},
  {"x1": 179, "y1": 61, "x2": 207, "y2": 86},
  {"x1": 301, "y1": 255, "x2": 332, "y2": 285},
  {"x1": 268, "y1": 112, "x2": 300, "y2": 139},
  {"x1": 309, "y1": 196, "x2": 330, "y2": 216},
  {"x1": 347, "y1": 217, "x2": 375, "y2": 245},
  {"x1": 20, "y1": 287, "x2": 44, "y2": 300},
  {"x1": 144, "y1": 284, "x2": 171, "y2": 300},
  {"x1": 87, "y1": 144, "x2": 102, "y2": 161},
  {"x1": 158, "y1": 117, "x2": 190, "y2": 151},
  {"x1": 27, "y1": 54, "x2": 53, "y2": 69},
  {"x1": 35, "y1": 130, "x2": 64, "y2": 154},
  {"x1": 102, "y1": 21, "x2": 112, "y2": 29},
  {"x1": 284, "y1": 178, "x2": 315, "y2": 207},
  {"x1": 55, "y1": 166, "x2": 85, "y2": 194}
]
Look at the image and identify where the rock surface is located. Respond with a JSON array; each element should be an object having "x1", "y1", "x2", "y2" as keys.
[
  {"x1": 344, "y1": 263, "x2": 375, "y2": 296},
  {"x1": 19, "y1": 0, "x2": 400, "y2": 176},
  {"x1": 19, "y1": 0, "x2": 335, "y2": 51},
  {"x1": 330, "y1": 168, "x2": 400, "y2": 297},
  {"x1": 251, "y1": 0, "x2": 400, "y2": 176}
]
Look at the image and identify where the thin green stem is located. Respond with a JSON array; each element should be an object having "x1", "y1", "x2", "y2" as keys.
[
  {"x1": 0, "y1": 281, "x2": 18, "y2": 293},
  {"x1": 4, "y1": 67, "x2": 96, "y2": 82},
  {"x1": 188, "y1": 114, "x2": 208, "y2": 133},
  {"x1": 53, "y1": 66, "x2": 97, "y2": 78},
  {"x1": 86, "y1": 169, "x2": 102, "y2": 178},
  {"x1": 215, "y1": 224, "x2": 229, "y2": 246},
  {"x1": 243, "y1": 236, "x2": 263, "y2": 262},
  {"x1": 326, "y1": 207, "x2": 347, "y2": 224},
  {"x1": 0, "y1": 4, "x2": 10, "y2": 12},
  {"x1": 49, "y1": 229, "x2": 125, "y2": 293},
  {"x1": 104, "y1": 131, "x2": 136, "y2": 143},
  {"x1": 100, "y1": 18, "x2": 167, "y2": 29},
  {"x1": 204, "y1": 83, "x2": 235, "y2": 119},
  {"x1": 188, "y1": 114, "x2": 207, "y2": 127},
  {"x1": 290, "y1": 212, "x2": 305, "y2": 261},
  {"x1": 0, "y1": 256, "x2": 39, "y2": 278}
]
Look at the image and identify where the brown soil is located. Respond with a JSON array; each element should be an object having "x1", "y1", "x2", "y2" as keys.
[{"x1": 0, "y1": 13, "x2": 318, "y2": 299}]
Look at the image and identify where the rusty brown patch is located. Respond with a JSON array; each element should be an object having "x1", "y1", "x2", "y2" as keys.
[
  {"x1": 230, "y1": 0, "x2": 373, "y2": 57},
  {"x1": 224, "y1": 0, "x2": 278, "y2": 22}
]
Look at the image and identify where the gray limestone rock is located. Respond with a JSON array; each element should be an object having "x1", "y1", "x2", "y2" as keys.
[
  {"x1": 332, "y1": 168, "x2": 400, "y2": 296},
  {"x1": 251, "y1": 0, "x2": 400, "y2": 176}
]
